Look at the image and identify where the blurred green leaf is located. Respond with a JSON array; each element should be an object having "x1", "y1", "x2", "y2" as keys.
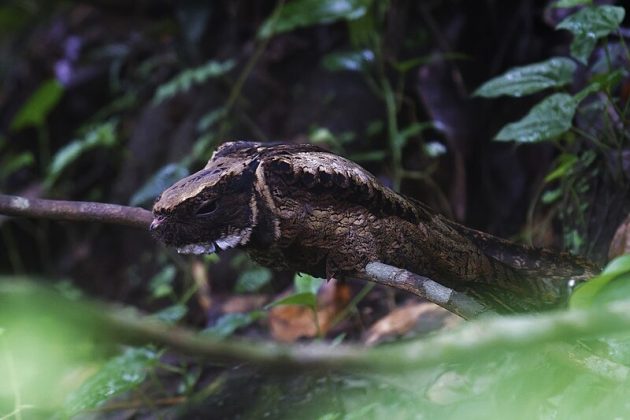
[
  {"x1": 235, "y1": 266, "x2": 272, "y2": 293},
  {"x1": 556, "y1": 5, "x2": 625, "y2": 64},
  {"x1": 45, "y1": 121, "x2": 118, "y2": 187},
  {"x1": 574, "y1": 69, "x2": 624, "y2": 102},
  {"x1": 571, "y1": 255, "x2": 630, "y2": 309},
  {"x1": 395, "y1": 121, "x2": 433, "y2": 149},
  {"x1": 11, "y1": 79, "x2": 64, "y2": 131},
  {"x1": 544, "y1": 153, "x2": 578, "y2": 183},
  {"x1": 258, "y1": 0, "x2": 372, "y2": 38},
  {"x1": 322, "y1": 49, "x2": 375, "y2": 72},
  {"x1": 0, "y1": 151, "x2": 34, "y2": 180},
  {"x1": 295, "y1": 273, "x2": 324, "y2": 295},
  {"x1": 201, "y1": 311, "x2": 265, "y2": 338},
  {"x1": 474, "y1": 57, "x2": 576, "y2": 98},
  {"x1": 554, "y1": 0, "x2": 592, "y2": 8},
  {"x1": 197, "y1": 107, "x2": 227, "y2": 133},
  {"x1": 266, "y1": 292, "x2": 317, "y2": 310},
  {"x1": 149, "y1": 265, "x2": 177, "y2": 300},
  {"x1": 153, "y1": 60, "x2": 235, "y2": 105},
  {"x1": 495, "y1": 93, "x2": 577, "y2": 142},
  {"x1": 130, "y1": 163, "x2": 189, "y2": 207},
  {"x1": 64, "y1": 347, "x2": 159, "y2": 415},
  {"x1": 541, "y1": 188, "x2": 562, "y2": 204},
  {"x1": 152, "y1": 304, "x2": 188, "y2": 324},
  {"x1": 349, "y1": 150, "x2": 387, "y2": 162}
]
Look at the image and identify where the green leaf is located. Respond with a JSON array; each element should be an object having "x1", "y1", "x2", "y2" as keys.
[
  {"x1": 11, "y1": 79, "x2": 64, "y2": 131},
  {"x1": 553, "y1": 0, "x2": 592, "y2": 8},
  {"x1": 235, "y1": 266, "x2": 272, "y2": 293},
  {"x1": 201, "y1": 311, "x2": 265, "y2": 338},
  {"x1": 197, "y1": 107, "x2": 227, "y2": 133},
  {"x1": 294, "y1": 273, "x2": 324, "y2": 295},
  {"x1": 153, "y1": 60, "x2": 235, "y2": 105},
  {"x1": 265, "y1": 292, "x2": 318, "y2": 310},
  {"x1": 322, "y1": 49, "x2": 375, "y2": 72},
  {"x1": 494, "y1": 93, "x2": 577, "y2": 143},
  {"x1": 129, "y1": 163, "x2": 189, "y2": 207},
  {"x1": 45, "y1": 121, "x2": 118, "y2": 187},
  {"x1": 574, "y1": 70, "x2": 624, "y2": 102},
  {"x1": 0, "y1": 151, "x2": 34, "y2": 180},
  {"x1": 474, "y1": 57, "x2": 576, "y2": 98},
  {"x1": 152, "y1": 304, "x2": 188, "y2": 324},
  {"x1": 571, "y1": 255, "x2": 630, "y2": 309},
  {"x1": 149, "y1": 265, "x2": 177, "y2": 299},
  {"x1": 258, "y1": 0, "x2": 372, "y2": 39},
  {"x1": 544, "y1": 153, "x2": 578, "y2": 183},
  {"x1": 64, "y1": 347, "x2": 159, "y2": 415},
  {"x1": 348, "y1": 150, "x2": 387, "y2": 162},
  {"x1": 556, "y1": 6, "x2": 625, "y2": 64}
]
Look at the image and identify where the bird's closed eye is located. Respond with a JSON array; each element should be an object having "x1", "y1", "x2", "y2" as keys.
[{"x1": 196, "y1": 199, "x2": 218, "y2": 216}]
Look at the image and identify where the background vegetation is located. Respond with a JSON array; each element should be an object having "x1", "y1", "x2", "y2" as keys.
[{"x1": 0, "y1": 0, "x2": 629, "y2": 418}]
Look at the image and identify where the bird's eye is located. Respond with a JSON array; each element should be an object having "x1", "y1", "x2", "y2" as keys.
[{"x1": 196, "y1": 200, "x2": 218, "y2": 216}]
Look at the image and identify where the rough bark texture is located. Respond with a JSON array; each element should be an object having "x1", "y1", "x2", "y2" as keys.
[{"x1": 151, "y1": 142, "x2": 598, "y2": 313}]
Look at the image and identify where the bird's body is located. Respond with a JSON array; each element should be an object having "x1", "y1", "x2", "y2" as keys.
[{"x1": 151, "y1": 141, "x2": 596, "y2": 312}]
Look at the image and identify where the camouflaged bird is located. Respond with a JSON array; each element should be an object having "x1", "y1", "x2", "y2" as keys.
[{"x1": 151, "y1": 141, "x2": 597, "y2": 313}]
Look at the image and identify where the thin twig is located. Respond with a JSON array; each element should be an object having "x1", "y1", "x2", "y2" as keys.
[{"x1": 0, "y1": 194, "x2": 152, "y2": 229}]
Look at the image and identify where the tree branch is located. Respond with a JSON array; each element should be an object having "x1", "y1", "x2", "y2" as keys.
[
  {"x1": 0, "y1": 194, "x2": 152, "y2": 229},
  {"x1": 361, "y1": 262, "x2": 493, "y2": 319}
]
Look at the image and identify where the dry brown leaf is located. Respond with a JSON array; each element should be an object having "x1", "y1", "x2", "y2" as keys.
[
  {"x1": 609, "y1": 214, "x2": 630, "y2": 260},
  {"x1": 363, "y1": 302, "x2": 461, "y2": 346},
  {"x1": 268, "y1": 280, "x2": 351, "y2": 343}
]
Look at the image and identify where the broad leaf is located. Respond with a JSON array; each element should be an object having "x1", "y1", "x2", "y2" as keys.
[
  {"x1": 130, "y1": 163, "x2": 189, "y2": 206},
  {"x1": 258, "y1": 0, "x2": 372, "y2": 38},
  {"x1": 11, "y1": 79, "x2": 64, "y2": 130},
  {"x1": 494, "y1": 93, "x2": 577, "y2": 143},
  {"x1": 556, "y1": 5, "x2": 625, "y2": 64},
  {"x1": 64, "y1": 347, "x2": 159, "y2": 415},
  {"x1": 571, "y1": 255, "x2": 630, "y2": 308},
  {"x1": 266, "y1": 292, "x2": 318, "y2": 310},
  {"x1": 474, "y1": 57, "x2": 576, "y2": 97},
  {"x1": 295, "y1": 273, "x2": 324, "y2": 295}
]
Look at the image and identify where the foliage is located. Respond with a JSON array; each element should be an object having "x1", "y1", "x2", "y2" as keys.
[
  {"x1": 10, "y1": 79, "x2": 64, "y2": 131},
  {"x1": 152, "y1": 60, "x2": 236, "y2": 105},
  {"x1": 258, "y1": 0, "x2": 372, "y2": 38},
  {"x1": 64, "y1": 347, "x2": 160, "y2": 416},
  {"x1": 45, "y1": 121, "x2": 119, "y2": 188}
]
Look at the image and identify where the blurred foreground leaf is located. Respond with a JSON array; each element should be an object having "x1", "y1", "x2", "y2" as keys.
[
  {"x1": 571, "y1": 255, "x2": 630, "y2": 308},
  {"x1": 64, "y1": 347, "x2": 159, "y2": 416}
]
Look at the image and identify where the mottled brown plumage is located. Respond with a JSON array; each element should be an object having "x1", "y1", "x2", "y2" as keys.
[{"x1": 151, "y1": 141, "x2": 597, "y2": 312}]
